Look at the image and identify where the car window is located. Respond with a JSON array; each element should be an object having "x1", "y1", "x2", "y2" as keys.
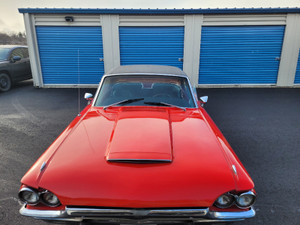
[
  {"x1": 22, "y1": 48, "x2": 29, "y2": 58},
  {"x1": 94, "y1": 75, "x2": 196, "y2": 108},
  {"x1": 0, "y1": 48, "x2": 10, "y2": 61},
  {"x1": 10, "y1": 48, "x2": 24, "y2": 59}
]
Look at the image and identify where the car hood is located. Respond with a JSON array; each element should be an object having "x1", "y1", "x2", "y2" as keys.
[
  {"x1": 24, "y1": 107, "x2": 253, "y2": 208},
  {"x1": 106, "y1": 108, "x2": 173, "y2": 162}
]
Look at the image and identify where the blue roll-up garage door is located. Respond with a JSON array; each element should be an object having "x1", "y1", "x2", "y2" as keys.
[
  {"x1": 119, "y1": 27, "x2": 184, "y2": 69},
  {"x1": 294, "y1": 51, "x2": 300, "y2": 84},
  {"x1": 36, "y1": 26, "x2": 104, "y2": 85},
  {"x1": 199, "y1": 26, "x2": 285, "y2": 84}
]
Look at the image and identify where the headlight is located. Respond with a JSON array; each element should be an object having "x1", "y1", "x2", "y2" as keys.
[
  {"x1": 236, "y1": 191, "x2": 256, "y2": 208},
  {"x1": 41, "y1": 191, "x2": 61, "y2": 207},
  {"x1": 18, "y1": 187, "x2": 39, "y2": 205},
  {"x1": 214, "y1": 193, "x2": 234, "y2": 208}
]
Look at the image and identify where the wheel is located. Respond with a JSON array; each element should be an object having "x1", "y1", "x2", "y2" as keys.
[{"x1": 0, "y1": 73, "x2": 11, "y2": 92}]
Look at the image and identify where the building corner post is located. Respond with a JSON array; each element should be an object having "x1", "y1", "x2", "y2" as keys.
[
  {"x1": 277, "y1": 13, "x2": 300, "y2": 87},
  {"x1": 101, "y1": 15, "x2": 120, "y2": 74},
  {"x1": 183, "y1": 14, "x2": 203, "y2": 86},
  {"x1": 23, "y1": 13, "x2": 43, "y2": 87}
]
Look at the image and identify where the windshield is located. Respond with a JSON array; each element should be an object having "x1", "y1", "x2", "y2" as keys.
[
  {"x1": 94, "y1": 75, "x2": 196, "y2": 108},
  {"x1": 0, "y1": 48, "x2": 10, "y2": 61}
]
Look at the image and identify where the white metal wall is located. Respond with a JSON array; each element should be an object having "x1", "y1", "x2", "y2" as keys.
[
  {"x1": 277, "y1": 14, "x2": 300, "y2": 86},
  {"x1": 23, "y1": 12, "x2": 300, "y2": 88}
]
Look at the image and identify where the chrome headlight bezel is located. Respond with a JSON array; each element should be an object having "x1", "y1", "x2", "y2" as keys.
[
  {"x1": 213, "y1": 193, "x2": 235, "y2": 208},
  {"x1": 40, "y1": 191, "x2": 61, "y2": 207},
  {"x1": 18, "y1": 186, "x2": 61, "y2": 207},
  {"x1": 235, "y1": 191, "x2": 256, "y2": 209},
  {"x1": 214, "y1": 191, "x2": 256, "y2": 209},
  {"x1": 18, "y1": 187, "x2": 40, "y2": 205}
]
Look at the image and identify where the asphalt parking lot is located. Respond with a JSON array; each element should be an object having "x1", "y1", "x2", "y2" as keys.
[{"x1": 0, "y1": 80, "x2": 299, "y2": 225}]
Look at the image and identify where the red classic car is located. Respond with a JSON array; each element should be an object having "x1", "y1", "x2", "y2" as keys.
[{"x1": 18, "y1": 65, "x2": 256, "y2": 224}]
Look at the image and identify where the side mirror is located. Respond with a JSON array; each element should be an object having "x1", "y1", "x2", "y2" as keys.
[
  {"x1": 11, "y1": 56, "x2": 21, "y2": 62},
  {"x1": 84, "y1": 93, "x2": 93, "y2": 105},
  {"x1": 199, "y1": 96, "x2": 208, "y2": 107}
]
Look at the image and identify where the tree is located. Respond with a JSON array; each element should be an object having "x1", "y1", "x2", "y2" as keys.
[{"x1": 0, "y1": 32, "x2": 27, "y2": 45}]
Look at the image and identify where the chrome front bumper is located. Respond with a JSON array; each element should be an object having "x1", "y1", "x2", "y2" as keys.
[{"x1": 20, "y1": 205, "x2": 255, "y2": 223}]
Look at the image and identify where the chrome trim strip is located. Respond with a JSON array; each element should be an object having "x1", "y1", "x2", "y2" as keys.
[
  {"x1": 66, "y1": 207, "x2": 208, "y2": 217},
  {"x1": 20, "y1": 204, "x2": 255, "y2": 223},
  {"x1": 92, "y1": 73, "x2": 198, "y2": 109},
  {"x1": 40, "y1": 162, "x2": 47, "y2": 171},
  {"x1": 148, "y1": 208, "x2": 208, "y2": 216},
  {"x1": 208, "y1": 207, "x2": 256, "y2": 220},
  {"x1": 232, "y1": 165, "x2": 237, "y2": 175},
  {"x1": 66, "y1": 208, "x2": 133, "y2": 216},
  {"x1": 20, "y1": 205, "x2": 69, "y2": 219}
]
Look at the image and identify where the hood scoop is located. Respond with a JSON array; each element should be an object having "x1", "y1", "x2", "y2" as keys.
[
  {"x1": 106, "y1": 113, "x2": 173, "y2": 163},
  {"x1": 108, "y1": 159, "x2": 171, "y2": 163}
]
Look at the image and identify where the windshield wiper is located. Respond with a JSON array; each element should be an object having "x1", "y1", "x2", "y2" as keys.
[
  {"x1": 103, "y1": 98, "x2": 144, "y2": 110},
  {"x1": 144, "y1": 101, "x2": 186, "y2": 111}
]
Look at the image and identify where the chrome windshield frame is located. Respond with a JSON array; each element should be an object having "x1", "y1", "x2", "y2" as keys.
[{"x1": 92, "y1": 73, "x2": 199, "y2": 109}]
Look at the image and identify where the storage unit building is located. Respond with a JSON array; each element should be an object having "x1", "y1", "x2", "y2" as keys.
[
  {"x1": 295, "y1": 51, "x2": 300, "y2": 84},
  {"x1": 19, "y1": 8, "x2": 300, "y2": 87},
  {"x1": 199, "y1": 26, "x2": 285, "y2": 84},
  {"x1": 36, "y1": 26, "x2": 104, "y2": 84}
]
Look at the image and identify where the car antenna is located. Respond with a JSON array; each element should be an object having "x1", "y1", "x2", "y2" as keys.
[{"x1": 77, "y1": 49, "x2": 81, "y2": 117}]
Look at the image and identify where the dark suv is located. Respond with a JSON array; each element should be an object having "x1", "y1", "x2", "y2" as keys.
[{"x1": 0, "y1": 45, "x2": 32, "y2": 92}]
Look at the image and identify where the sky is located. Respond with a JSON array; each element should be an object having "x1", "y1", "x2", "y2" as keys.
[{"x1": 0, "y1": 0, "x2": 300, "y2": 33}]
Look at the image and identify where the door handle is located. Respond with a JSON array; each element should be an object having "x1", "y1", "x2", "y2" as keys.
[
  {"x1": 275, "y1": 57, "x2": 280, "y2": 61},
  {"x1": 178, "y1": 58, "x2": 184, "y2": 62},
  {"x1": 99, "y1": 58, "x2": 104, "y2": 62}
]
